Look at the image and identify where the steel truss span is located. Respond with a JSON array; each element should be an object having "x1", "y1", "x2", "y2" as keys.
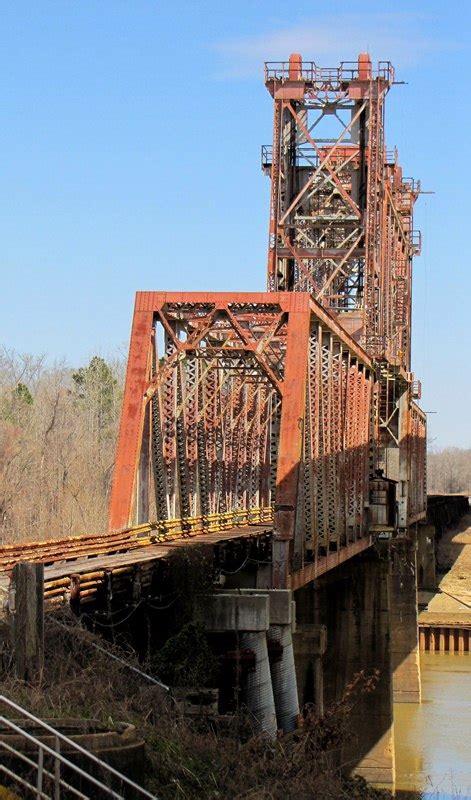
[{"x1": 109, "y1": 52, "x2": 427, "y2": 589}]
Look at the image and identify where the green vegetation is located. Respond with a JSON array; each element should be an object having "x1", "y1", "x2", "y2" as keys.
[{"x1": 152, "y1": 622, "x2": 218, "y2": 688}]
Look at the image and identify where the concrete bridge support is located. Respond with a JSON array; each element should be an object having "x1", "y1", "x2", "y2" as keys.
[
  {"x1": 389, "y1": 537, "x2": 421, "y2": 703},
  {"x1": 292, "y1": 623, "x2": 326, "y2": 715},
  {"x1": 198, "y1": 539, "x2": 424, "y2": 789},
  {"x1": 293, "y1": 584, "x2": 326, "y2": 715},
  {"x1": 295, "y1": 552, "x2": 395, "y2": 788},
  {"x1": 198, "y1": 590, "x2": 299, "y2": 737},
  {"x1": 416, "y1": 522, "x2": 437, "y2": 590},
  {"x1": 199, "y1": 592, "x2": 277, "y2": 737}
]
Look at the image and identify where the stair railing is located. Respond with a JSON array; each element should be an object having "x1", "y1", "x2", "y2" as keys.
[{"x1": 0, "y1": 695, "x2": 158, "y2": 799}]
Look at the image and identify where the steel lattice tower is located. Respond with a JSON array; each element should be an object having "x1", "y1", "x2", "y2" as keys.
[{"x1": 263, "y1": 52, "x2": 421, "y2": 371}]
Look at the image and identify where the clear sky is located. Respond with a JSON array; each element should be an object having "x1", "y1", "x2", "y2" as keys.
[{"x1": 0, "y1": 1, "x2": 469, "y2": 448}]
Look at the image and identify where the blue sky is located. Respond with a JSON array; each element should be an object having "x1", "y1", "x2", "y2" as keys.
[{"x1": 0, "y1": 1, "x2": 469, "y2": 448}]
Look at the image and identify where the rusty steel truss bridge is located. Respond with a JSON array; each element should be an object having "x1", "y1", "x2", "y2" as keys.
[{"x1": 1, "y1": 52, "x2": 426, "y2": 604}]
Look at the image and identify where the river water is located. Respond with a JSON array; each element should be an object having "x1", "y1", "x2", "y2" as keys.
[{"x1": 394, "y1": 652, "x2": 471, "y2": 799}]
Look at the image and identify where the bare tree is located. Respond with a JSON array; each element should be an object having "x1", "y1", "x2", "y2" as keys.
[
  {"x1": 427, "y1": 447, "x2": 471, "y2": 495},
  {"x1": 0, "y1": 351, "x2": 123, "y2": 543}
]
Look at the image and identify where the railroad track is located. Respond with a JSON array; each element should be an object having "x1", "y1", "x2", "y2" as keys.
[
  {"x1": 0, "y1": 508, "x2": 274, "y2": 606},
  {"x1": 0, "y1": 508, "x2": 273, "y2": 573}
]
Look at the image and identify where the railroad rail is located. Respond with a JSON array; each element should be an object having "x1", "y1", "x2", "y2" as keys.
[
  {"x1": 0, "y1": 511, "x2": 273, "y2": 607},
  {"x1": 0, "y1": 508, "x2": 272, "y2": 574}
]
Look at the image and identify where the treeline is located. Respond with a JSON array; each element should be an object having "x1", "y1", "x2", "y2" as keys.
[
  {"x1": 427, "y1": 447, "x2": 471, "y2": 495},
  {"x1": 0, "y1": 348, "x2": 123, "y2": 543}
]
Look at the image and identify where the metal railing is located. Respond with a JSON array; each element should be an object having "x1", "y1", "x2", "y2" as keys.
[
  {"x1": 401, "y1": 177, "x2": 421, "y2": 195},
  {"x1": 261, "y1": 144, "x2": 272, "y2": 172},
  {"x1": 0, "y1": 696, "x2": 158, "y2": 799},
  {"x1": 0, "y1": 506, "x2": 274, "y2": 573},
  {"x1": 410, "y1": 229, "x2": 422, "y2": 255},
  {"x1": 264, "y1": 60, "x2": 394, "y2": 85}
]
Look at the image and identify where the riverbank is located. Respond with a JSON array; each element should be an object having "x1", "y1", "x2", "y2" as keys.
[{"x1": 419, "y1": 511, "x2": 471, "y2": 648}]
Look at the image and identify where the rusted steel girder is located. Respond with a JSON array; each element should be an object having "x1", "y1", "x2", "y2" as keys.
[
  {"x1": 263, "y1": 52, "x2": 427, "y2": 534},
  {"x1": 108, "y1": 51, "x2": 427, "y2": 590},
  {"x1": 109, "y1": 292, "x2": 373, "y2": 588}
]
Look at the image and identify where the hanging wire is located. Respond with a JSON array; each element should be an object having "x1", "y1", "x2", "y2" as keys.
[
  {"x1": 50, "y1": 618, "x2": 170, "y2": 692},
  {"x1": 145, "y1": 596, "x2": 180, "y2": 611},
  {"x1": 83, "y1": 600, "x2": 145, "y2": 628},
  {"x1": 220, "y1": 556, "x2": 250, "y2": 575}
]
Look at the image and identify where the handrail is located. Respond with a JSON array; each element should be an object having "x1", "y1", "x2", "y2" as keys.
[
  {"x1": 50, "y1": 618, "x2": 170, "y2": 693},
  {"x1": 0, "y1": 725, "x2": 89, "y2": 799},
  {"x1": 0, "y1": 506, "x2": 274, "y2": 572},
  {"x1": 0, "y1": 695, "x2": 158, "y2": 799},
  {"x1": 264, "y1": 60, "x2": 394, "y2": 85}
]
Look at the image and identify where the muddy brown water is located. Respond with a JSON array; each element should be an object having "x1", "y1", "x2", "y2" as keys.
[{"x1": 394, "y1": 652, "x2": 471, "y2": 799}]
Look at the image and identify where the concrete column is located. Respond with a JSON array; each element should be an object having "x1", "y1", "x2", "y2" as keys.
[
  {"x1": 267, "y1": 623, "x2": 299, "y2": 731},
  {"x1": 293, "y1": 582, "x2": 327, "y2": 715},
  {"x1": 255, "y1": 564, "x2": 272, "y2": 589},
  {"x1": 389, "y1": 537, "x2": 421, "y2": 703},
  {"x1": 292, "y1": 623, "x2": 327, "y2": 715},
  {"x1": 417, "y1": 522, "x2": 436, "y2": 590},
  {"x1": 319, "y1": 553, "x2": 395, "y2": 789},
  {"x1": 239, "y1": 629, "x2": 277, "y2": 738},
  {"x1": 419, "y1": 628, "x2": 426, "y2": 651},
  {"x1": 197, "y1": 593, "x2": 277, "y2": 738},
  {"x1": 225, "y1": 589, "x2": 300, "y2": 733}
]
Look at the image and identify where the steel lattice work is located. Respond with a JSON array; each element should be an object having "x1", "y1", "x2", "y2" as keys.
[
  {"x1": 110, "y1": 51, "x2": 427, "y2": 589},
  {"x1": 109, "y1": 292, "x2": 373, "y2": 586},
  {"x1": 263, "y1": 53, "x2": 420, "y2": 368}
]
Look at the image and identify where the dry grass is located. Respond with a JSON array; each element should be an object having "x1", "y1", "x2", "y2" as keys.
[{"x1": 0, "y1": 611, "x2": 391, "y2": 800}]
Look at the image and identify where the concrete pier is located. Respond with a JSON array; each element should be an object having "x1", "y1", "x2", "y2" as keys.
[
  {"x1": 389, "y1": 537, "x2": 421, "y2": 703},
  {"x1": 198, "y1": 591, "x2": 301, "y2": 737},
  {"x1": 315, "y1": 552, "x2": 395, "y2": 788},
  {"x1": 292, "y1": 623, "x2": 327, "y2": 715},
  {"x1": 225, "y1": 589, "x2": 300, "y2": 732}
]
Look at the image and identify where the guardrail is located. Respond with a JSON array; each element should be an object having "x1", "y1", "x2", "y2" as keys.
[
  {"x1": 264, "y1": 60, "x2": 394, "y2": 85},
  {"x1": 0, "y1": 507, "x2": 274, "y2": 573},
  {"x1": 0, "y1": 695, "x2": 157, "y2": 799}
]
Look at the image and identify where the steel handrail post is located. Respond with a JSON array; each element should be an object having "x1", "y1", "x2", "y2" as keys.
[
  {"x1": 54, "y1": 734, "x2": 61, "y2": 800},
  {"x1": 0, "y1": 696, "x2": 158, "y2": 799},
  {"x1": 0, "y1": 714, "x2": 124, "y2": 799},
  {"x1": 0, "y1": 738, "x2": 88, "y2": 800},
  {"x1": 36, "y1": 745, "x2": 44, "y2": 799}
]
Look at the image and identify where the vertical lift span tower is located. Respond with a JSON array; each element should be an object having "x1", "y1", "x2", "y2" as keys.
[{"x1": 263, "y1": 52, "x2": 425, "y2": 527}]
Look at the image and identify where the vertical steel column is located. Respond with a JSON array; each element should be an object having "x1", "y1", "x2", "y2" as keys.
[
  {"x1": 109, "y1": 295, "x2": 154, "y2": 530},
  {"x1": 273, "y1": 296, "x2": 310, "y2": 588}
]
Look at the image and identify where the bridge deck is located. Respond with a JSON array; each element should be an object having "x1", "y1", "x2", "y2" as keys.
[
  {"x1": 0, "y1": 525, "x2": 374, "y2": 607},
  {"x1": 0, "y1": 524, "x2": 272, "y2": 605}
]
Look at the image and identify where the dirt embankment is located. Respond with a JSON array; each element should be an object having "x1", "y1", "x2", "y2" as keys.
[{"x1": 422, "y1": 511, "x2": 471, "y2": 625}]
